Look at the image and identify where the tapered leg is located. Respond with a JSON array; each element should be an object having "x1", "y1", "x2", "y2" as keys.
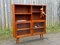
[
  {"x1": 16, "y1": 38, "x2": 19, "y2": 44},
  {"x1": 40, "y1": 34, "x2": 41, "y2": 39},
  {"x1": 40, "y1": 34, "x2": 43, "y2": 39},
  {"x1": 41, "y1": 34, "x2": 43, "y2": 38}
]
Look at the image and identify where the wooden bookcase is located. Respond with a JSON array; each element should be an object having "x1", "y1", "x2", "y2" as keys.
[{"x1": 12, "y1": 4, "x2": 46, "y2": 43}]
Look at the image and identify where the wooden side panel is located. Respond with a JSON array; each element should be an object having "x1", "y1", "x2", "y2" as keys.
[{"x1": 12, "y1": 4, "x2": 16, "y2": 38}]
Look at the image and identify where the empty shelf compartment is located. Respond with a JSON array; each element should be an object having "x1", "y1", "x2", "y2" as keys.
[
  {"x1": 16, "y1": 23, "x2": 30, "y2": 29},
  {"x1": 15, "y1": 5, "x2": 31, "y2": 13},
  {"x1": 34, "y1": 28, "x2": 44, "y2": 33},
  {"x1": 16, "y1": 30, "x2": 30, "y2": 35}
]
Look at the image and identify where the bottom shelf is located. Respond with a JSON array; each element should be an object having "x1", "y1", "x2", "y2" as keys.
[
  {"x1": 34, "y1": 28, "x2": 44, "y2": 33},
  {"x1": 33, "y1": 28, "x2": 45, "y2": 35},
  {"x1": 16, "y1": 28, "x2": 45, "y2": 38},
  {"x1": 16, "y1": 34, "x2": 31, "y2": 38},
  {"x1": 33, "y1": 32, "x2": 45, "y2": 35},
  {"x1": 16, "y1": 30, "x2": 31, "y2": 38}
]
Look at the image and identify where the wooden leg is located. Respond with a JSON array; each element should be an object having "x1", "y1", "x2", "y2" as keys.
[
  {"x1": 40, "y1": 34, "x2": 41, "y2": 39},
  {"x1": 16, "y1": 38, "x2": 19, "y2": 44},
  {"x1": 40, "y1": 34, "x2": 44, "y2": 39},
  {"x1": 41, "y1": 34, "x2": 43, "y2": 38},
  {"x1": 41, "y1": 34, "x2": 44, "y2": 40}
]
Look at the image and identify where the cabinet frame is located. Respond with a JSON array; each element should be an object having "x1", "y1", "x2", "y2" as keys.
[{"x1": 12, "y1": 4, "x2": 46, "y2": 43}]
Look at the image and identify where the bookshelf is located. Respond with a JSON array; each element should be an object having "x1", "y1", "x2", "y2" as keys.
[{"x1": 12, "y1": 4, "x2": 46, "y2": 43}]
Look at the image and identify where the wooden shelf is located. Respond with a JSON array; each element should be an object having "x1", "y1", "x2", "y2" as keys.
[
  {"x1": 17, "y1": 28, "x2": 30, "y2": 31},
  {"x1": 33, "y1": 32, "x2": 44, "y2": 35},
  {"x1": 32, "y1": 11, "x2": 40, "y2": 13},
  {"x1": 16, "y1": 23, "x2": 30, "y2": 29},
  {"x1": 15, "y1": 4, "x2": 31, "y2": 6},
  {"x1": 33, "y1": 26, "x2": 44, "y2": 29},
  {"x1": 15, "y1": 5, "x2": 31, "y2": 14},
  {"x1": 16, "y1": 21, "x2": 31, "y2": 24},
  {"x1": 15, "y1": 13, "x2": 32, "y2": 15},
  {"x1": 32, "y1": 5, "x2": 46, "y2": 6},
  {"x1": 16, "y1": 34, "x2": 31, "y2": 38},
  {"x1": 32, "y1": 20, "x2": 45, "y2": 22},
  {"x1": 33, "y1": 28, "x2": 44, "y2": 33}
]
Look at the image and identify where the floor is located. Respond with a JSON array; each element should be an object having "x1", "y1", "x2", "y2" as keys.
[{"x1": 0, "y1": 32, "x2": 60, "y2": 45}]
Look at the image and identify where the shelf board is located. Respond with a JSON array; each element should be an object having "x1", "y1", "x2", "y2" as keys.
[
  {"x1": 15, "y1": 4, "x2": 31, "y2": 6},
  {"x1": 32, "y1": 20, "x2": 46, "y2": 22},
  {"x1": 33, "y1": 32, "x2": 44, "y2": 35},
  {"x1": 14, "y1": 4, "x2": 46, "y2": 6},
  {"x1": 16, "y1": 34, "x2": 31, "y2": 38},
  {"x1": 33, "y1": 26, "x2": 44, "y2": 29},
  {"x1": 16, "y1": 21, "x2": 31, "y2": 24},
  {"x1": 17, "y1": 28, "x2": 30, "y2": 31},
  {"x1": 32, "y1": 5, "x2": 46, "y2": 6},
  {"x1": 15, "y1": 13, "x2": 32, "y2": 15},
  {"x1": 32, "y1": 11, "x2": 40, "y2": 13}
]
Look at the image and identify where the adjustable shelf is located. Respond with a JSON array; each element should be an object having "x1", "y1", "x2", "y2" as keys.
[
  {"x1": 16, "y1": 21, "x2": 31, "y2": 24},
  {"x1": 32, "y1": 20, "x2": 45, "y2": 22},
  {"x1": 17, "y1": 28, "x2": 30, "y2": 31},
  {"x1": 32, "y1": 11, "x2": 40, "y2": 13},
  {"x1": 12, "y1": 4, "x2": 46, "y2": 43},
  {"x1": 15, "y1": 13, "x2": 32, "y2": 15}
]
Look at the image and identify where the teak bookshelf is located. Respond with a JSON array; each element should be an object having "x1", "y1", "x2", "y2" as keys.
[{"x1": 12, "y1": 4, "x2": 46, "y2": 43}]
